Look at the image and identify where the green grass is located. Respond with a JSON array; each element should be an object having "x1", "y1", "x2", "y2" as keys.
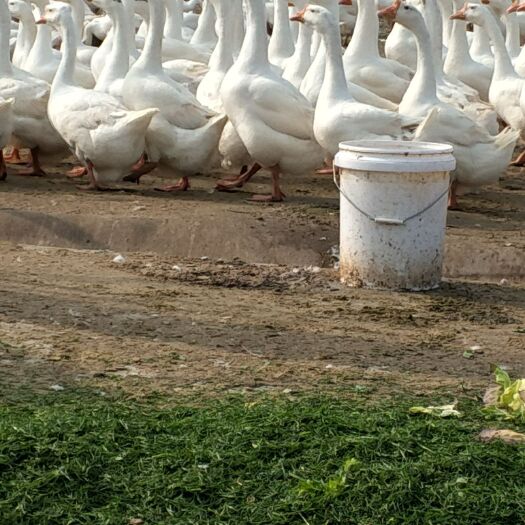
[{"x1": 0, "y1": 392, "x2": 524, "y2": 525}]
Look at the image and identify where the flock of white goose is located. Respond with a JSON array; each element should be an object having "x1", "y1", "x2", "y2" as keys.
[{"x1": 1, "y1": 0, "x2": 525, "y2": 206}]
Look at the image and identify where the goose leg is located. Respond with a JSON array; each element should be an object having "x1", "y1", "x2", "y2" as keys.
[
  {"x1": 315, "y1": 158, "x2": 334, "y2": 175},
  {"x1": 448, "y1": 180, "x2": 460, "y2": 210},
  {"x1": 3, "y1": 147, "x2": 25, "y2": 165},
  {"x1": 77, "y1": 161, "x2": 108, "y2": 191},
  {"x1": 0, "y1": 151, "x2": 7, "y2": 181},
  {"x1": 18, "y1": 147, "x2": 46, "y2": 177},
  {"x1": 216, "y1": 163, "x2": 262, "y2": 191},
  {"x1": 155, "y1": 176, "x2": 190, "y2": 192},
  {"x1": 510, "y1": 150, "x2": 525, "y2": 167},
  {"x1": 123, "y1": 154, "x2": 157, "y2": 184},
  {"x1": 250, "y1": 166, "x2": 286, "y2": 202},
  {"x1": 66, "y1": 166, "x2": 88, "y2": 178}
]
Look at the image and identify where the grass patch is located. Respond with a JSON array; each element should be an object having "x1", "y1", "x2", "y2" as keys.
[{"x1": 0, "y1": 392, "x2": 524, "y2": 524}]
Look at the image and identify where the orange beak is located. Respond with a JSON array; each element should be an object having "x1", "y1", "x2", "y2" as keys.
[
  {"x1": 450, "y1": 3, "x2": 468, "y2": 19},
  {"x1": 507, "y1": 2, "x2": 523, "y2": 12},
  {"x1": 35, "y1": 17, "x2": 46, "y2": 24},
  {"x1": 339, "y1": 0, "x2": 352, "y2": 5},
  {"x1": 290, "y1": 6, "x2": 306, "y2": 22},
  {"x1": 377, "y1": 0, "x2": 401, "y2": 19}
]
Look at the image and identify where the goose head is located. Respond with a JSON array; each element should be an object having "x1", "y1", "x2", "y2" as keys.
[
  {"x1": 378, "y1": 0, "x2": 424, "y2": 29},
  {"x1": 8, "y1": 0, "x2": 31, "y2": 22},
  {"x1": 449, "y1": 2, "x2": 489, "y2": 25},
  {"x1": 36, "y1": 1, "x2": 73, "y2": 27},
  {"x1": 290, "y1": 3, "x2": 338, "y2": 32}
]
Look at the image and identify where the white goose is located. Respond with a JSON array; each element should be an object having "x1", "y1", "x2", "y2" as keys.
[
  {"x1": 122, "y1": 0, "x2": 227, "y2": 191},
  {"x1": 443, "y1": 0, "x2": 492, "y2": 100},
  {"x1": 131, "y1": 0, "x2": 208, "y2": 93},
  {"x1": 455, "y1": 2, "x2": 525, "y2": 164},
  {"x1": 482, "y1": 0, "x2": 521, "y2": 59},
  {"x1": 414, "y1": 0, "x2": 498, "y2": 133},
  {"x1": 40, "y1": 1, "x2": 158, "y2": 189},
  {"x1": 23, "y1": 0, "x2": 94, "y2": 87},
  {"x1": 220, "y1": 0, "x2": 323, "y2": 201},
  {"x1": 0, "y1": 0, "x2": 66, "y2": 176},
  {"x1": 292, "y1": 5, "x2": 412, "y2": 159},
  {"x1": 341, "y1": 0, "x2": 411, "y2": 103},
  {"x1": 8, "y1": 0, "x2": 36, "y2": 69},
  {"x1": 300, "y1": 0, "x2": 399, "y2": 109},
  {"x1": 190, "y1": 0, "x2": 217, "y2": 52},
  {"x1": 380, "y1": 0, "x2": 519, "y2": 208},
  {"x1": 469, "y1": 1, "x2": 494, "y2": 68}
]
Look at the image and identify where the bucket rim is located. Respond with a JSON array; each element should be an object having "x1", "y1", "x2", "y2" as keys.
[{"x1": 338, "y1": 140, "x2": 454, "y2": 156}]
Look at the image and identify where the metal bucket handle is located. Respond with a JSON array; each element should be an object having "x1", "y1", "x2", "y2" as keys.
[{"x1": 333, "y1": 165, "x2": 450, "y2": 226}]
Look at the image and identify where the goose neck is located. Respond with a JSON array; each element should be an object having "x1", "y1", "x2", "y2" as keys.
[
  {"x1": 319, "y1": 22, "x2": 353, "y2": 102},
  {"x1": 136, "y1": 0, "x2": 164, "y2": 72},
  {"x1": 345, "y1": 0, "x2": 379, "y2": 58},
  {"x1": 401, "y1": 15, "x2": 439, "y2": 109},
  {"x1": 190, "y1": 0, "x2": 217, "y2": 46},
  {"x1": 164, "y1": 0, "x2": 183, "y2": 40},
  {"x1": 53, "y1": 12, "x2": 78, "y2": 91},
  {"x1": 480, "y1": 11, "x2": 516, "y2": 79},
  {"x1": 470, "y1": 23, "x2": 492, "y2": 56},
  {"x1": 208, "y1": 0, "x2": 233, "y2": 71},
  {"x1": 445, "y1": 0, "x2": 472, "y2": 65},
  {"x1": 96, "y1": 4, "x2": 129, "y2": 88},
  {"x1": 122, "y1": 0, "x2": 139, "y2": 56},
  {"x1": 269, "y1": 0, "x2": 294, "y2": 56},
  {"x1": 238, "y1": 0, "x2": 269, "y2": 70},
  {"x1": 504, "y1": 12, "x2": 520, "y2": 57}
]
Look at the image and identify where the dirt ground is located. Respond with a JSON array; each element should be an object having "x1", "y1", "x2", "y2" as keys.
[{"x1": 1, "y1": 158, "x2": 524, "y2": 399}]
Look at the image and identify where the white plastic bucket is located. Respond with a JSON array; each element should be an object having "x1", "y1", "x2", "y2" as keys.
[{"x1": 334, "y1": 140, "x2": 456, "y2": 291}]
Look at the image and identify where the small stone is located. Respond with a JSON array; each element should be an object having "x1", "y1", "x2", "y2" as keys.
[
  {"x1": 172, "y1": 265, "x2": 182, "y2": 271},
  {"x1": 500, "y1": 279, "x2": 509, "y2": 286},
  {"x1": 50, "y1": 384, "x2": 64, "y2": 391},
  {"x1": 112, "y1": 254, "x2": 126, "y2": 264}
]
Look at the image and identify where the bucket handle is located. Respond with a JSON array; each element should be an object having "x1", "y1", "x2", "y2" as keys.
[{"x1": 333, "y1": 166, "x2": 450, "y2": 226}]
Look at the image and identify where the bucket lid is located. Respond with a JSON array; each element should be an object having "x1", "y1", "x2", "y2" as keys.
[{"x1": 334, "y1": 140, "x2": 456, "y2": 173}]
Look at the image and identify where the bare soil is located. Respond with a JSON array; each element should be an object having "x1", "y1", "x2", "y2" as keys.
[{"x1": 0, "y1": 159, "x2": 524, "y2": 399}]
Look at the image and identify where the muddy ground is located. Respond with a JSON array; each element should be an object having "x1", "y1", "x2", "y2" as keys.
[{"x1": 0, "y1": 158, "x2": 524, "y2": 399}]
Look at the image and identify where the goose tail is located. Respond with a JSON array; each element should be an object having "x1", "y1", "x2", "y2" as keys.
[{"x1": 494, "y1": 126, "x2": 520, "y2": 152}]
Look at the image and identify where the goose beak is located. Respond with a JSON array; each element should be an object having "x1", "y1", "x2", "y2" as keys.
[
  {"x1": 290, "y1": 6, "x2": 306, "y2": 22},
  {"x1": 507, "y1": 2, "x2": 521, "y2": 12},
  {"x1": 35, "y1": 17, "x2": 47, "y2": 24},
  {"x1": 450, "y1": 3, "x2": 468, "y2": 19},
  {"x1": 377, "y1": 0, "x2": 400, "y2": 19},
  {"x1": 339, "y1": 0, "x2": 352, "y2": 5}
]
